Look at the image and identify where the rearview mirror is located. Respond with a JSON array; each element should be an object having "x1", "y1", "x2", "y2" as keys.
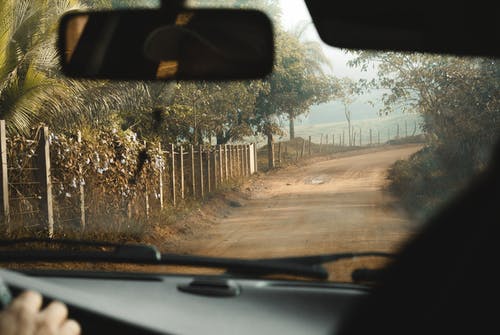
[{"x1": 58, "y1": 8, "x2": 274, "y2": 80}]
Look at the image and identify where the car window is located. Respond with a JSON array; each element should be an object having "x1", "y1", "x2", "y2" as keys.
[{"x1": 0, "y1": 0, "x2": 498, "y2": 282}]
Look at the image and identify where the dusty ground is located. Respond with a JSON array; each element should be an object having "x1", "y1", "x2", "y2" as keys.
[
  {"x1": 5, "y1": 144, "x2": 423, "y2": 282},
  {"x1": 170, "y1": 144, "x2": 423, "y2": 281}
]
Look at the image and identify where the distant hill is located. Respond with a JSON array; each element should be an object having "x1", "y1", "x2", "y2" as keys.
[
  {"x1": 246, "y1": 91, "x2": 423, "y2": 147},
  {"x1": 296, "y1": 90, "x2": 406, "y2": 126}
]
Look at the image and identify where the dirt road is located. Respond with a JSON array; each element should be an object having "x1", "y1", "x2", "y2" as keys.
[{"x1": 178, "y1": 144, "x2": 422, "y2": 280}]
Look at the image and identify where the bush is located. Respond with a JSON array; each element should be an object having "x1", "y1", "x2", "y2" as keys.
[{"x1": 387, "y1": 145, "x2": 472, "y2": 221}]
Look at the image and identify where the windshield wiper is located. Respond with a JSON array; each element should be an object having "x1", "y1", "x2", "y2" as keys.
[
  {"x1": 259, "y1": 251, "x2": 395, "y2": 266},
  {"x1": 0, "y1": 239, "x2": 328, "y2": 280},
  {"x1": 254, "y1": 252, "x2": 395, "y2": 283},
  {"x1": 0, "y1": 239, "x2": 395, "y2": 281}
]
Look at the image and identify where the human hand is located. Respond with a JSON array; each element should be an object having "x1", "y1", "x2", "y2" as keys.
[{"x1": 0, "y1": 291, "x2": 80, "y2": 335}]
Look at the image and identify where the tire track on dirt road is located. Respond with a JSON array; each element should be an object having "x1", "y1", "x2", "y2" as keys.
[{"x1": 178, "y1": 144, "x2": 423, "y2": 281}]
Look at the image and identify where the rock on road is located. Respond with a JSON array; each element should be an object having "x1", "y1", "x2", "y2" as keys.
[{"x1": 179, "y1": 144, "x2": 423, "y2": 280}]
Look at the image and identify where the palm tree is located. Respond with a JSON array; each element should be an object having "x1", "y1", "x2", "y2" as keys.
[
  {"x1": 287, "y1": 21, "x2": 332, "y2": 139},
  {"x1": 0, "y1": 0, "x2": 82, "y2": 135}
]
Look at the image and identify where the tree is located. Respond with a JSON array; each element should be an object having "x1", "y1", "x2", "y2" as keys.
[
  {"x1": 349, "y1": 51, "x2": 499, "y2": 218},
  {"x1": 349, "y1": 52, "x2": 500, "y2": 168},
  {"x1": 286, "y1": 21, "x2": 334, "y2": 139},
  {"x1": 0, "y1": 0, "x2": 81, "y2": 135},
  {"x1": 253, "y1": 29, "x2": 333, "y2": 167},
  {"x1": 170, "y1": 81, "x2": 263, "y2": 145},
  {"x1": 337, "y1": 77, "x2": 358, "y2": 146}
]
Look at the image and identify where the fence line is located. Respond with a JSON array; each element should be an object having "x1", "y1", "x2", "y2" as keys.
[
  {"x1": 265, "y1": 122, "x2": 422, "y2": 169},
  {"x1": 0, "y1": 121, "x2": 256, "y2": 237}
]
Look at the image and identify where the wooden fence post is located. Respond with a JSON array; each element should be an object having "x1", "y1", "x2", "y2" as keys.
[
  {"x1": 241, "y1": 145, "x2": 244, "y2": 175},
  {"x1": 243, "y1": 145, "x2": 247, "y2": 176},
  {"x1": 142, "y1": 141, "x2": 149, "y2": 218},
  {"x1": 0, "y1": 120, "x2": 10, "y2": 231},
  {"x1": 206, "y1": 147, "x2": 211, "y2": 192},
  {"x1": 190, "y1": 145, "x2": 195, "y2": 197},
  {"x1": 180, "y1": 146, "x2": 185, "y2": 199},
  {"x1": 199, "y1": 145, "x2": 204, "y2": 198},
  {"x1": 170, "y1": 144, "x2": 176, "y2": 206},
  {"x1": 158, "y1": 143, "x2": 164, "y2": 209},
  {"x1": 228, "y1": 145, "x2": 233, "y2": 178},
  {"x1": 37, "y1": 126, "x2": 54, "y2": 238},
  {"x1": 319, "y1": 134, "x2": 323, "y2": 153},
  {"x1": 224, "y1": 144, "x2": 229, "y2": 180},
  {"x1": 248, "y1": 145, "x2": 252, "y2": 173},
  {"x1": 278, "y1": 142, "x2": 282, "y2": 165},
  {"x1": 218, "y1": 145, "x2": 223, "y2": 183},
  {"x1": 308, "y1": 136, "x2": 311, "y2": 155},
  {"x1": 235, "y1": 144, "x2": 243, "y2": 177},
  {"x1": 234, "y1": 146, "x2": 239, "y2": 177},
  {"x1": 145, "y1": 183, "x2": 150, "y2": 218},
  {"x1": 213, "y1": 147, "x2": 218, "y2": 189},
  {"x1": 397, "y1": 123, "x2": 400, "y2": 139},
  {"x1": 241, "y1": 145, "x2": 245, "y2": 175},
  {"x1": 360, "y1": 128, "x2": 362, "y2": 146},
  {"x1": 301, "y1": 138, "x2": 305, "y2": 157},
  {"x1": 235, "y1": 145, "x2": 239, "y2": 176},
  {"x1": 246, "y1": 145, "x2": 250, "y2": 175},
  {"x1": 242, "y1": 145, "x2": 246, "y2": 176},
  {"x1": 253, "y1": 143, "x2": 258, "y2": 173},
  {"x1": 77, "y1": 131, "x2": 86, "y2": 230}
]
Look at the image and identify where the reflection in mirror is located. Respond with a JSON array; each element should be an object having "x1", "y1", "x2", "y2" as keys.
[{"x1": 59, "y1": 9, "x2": 274, "y2": 80}]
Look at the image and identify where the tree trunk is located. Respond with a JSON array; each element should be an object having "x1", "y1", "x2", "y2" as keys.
[
  {"x1": 216, "y1": 131, "x2": 232, "y2": 145},
  {"x1": 267, "y1": 132, "x2": 275, "y2": 169},
  {"x1": 348, "y1": 121, "x2": 352, "y2": 146},
  {"x1": 216, "y1": 133, "x2": 225, "y2": 145},
  {"x1": 289, "y1": 115, "x2": 295, "y2": 140}
]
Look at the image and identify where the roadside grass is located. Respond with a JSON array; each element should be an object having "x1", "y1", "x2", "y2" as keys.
[
  {"x1": 1, "y1": 178, "x2": 246, "y2": 246},
  {"x1": 386, "y1": 145, "x2": 471, "y2": 222},
  {"x1": 386, "y1": 134, "x2": 426, "y2": 145}
]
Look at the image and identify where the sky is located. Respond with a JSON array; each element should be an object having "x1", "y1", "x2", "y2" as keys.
[
  {"x1": 278, "y1": 0, "x2": 375, "y2": 80},
  {"x1": 277, "y1": 0, "x2": 386, "y2": 125}
]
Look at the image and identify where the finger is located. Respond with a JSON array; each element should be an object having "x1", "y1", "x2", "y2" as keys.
[
  {"x1": 9, "y1": 291, "x2": 43, "y2": 314},
  {"x1": 38, "y1": 301, "x2": 68, "y2": 328},
  {"x1": 6, "y1": 291, "x2": 43, "y2": 335},
  {"x1": 59, "y1": 319, "x2": 81, "y2": 335}
]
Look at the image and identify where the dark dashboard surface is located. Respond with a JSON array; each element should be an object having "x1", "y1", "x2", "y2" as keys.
[{"x1": 1, "y1": 268, "x2": 367, "y2": 335}]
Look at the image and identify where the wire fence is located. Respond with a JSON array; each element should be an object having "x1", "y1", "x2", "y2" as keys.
[
  {"x1": 0, "y1": 120, "x2": 257, "y2": 238},
  {"x1": 260, "y1": 120, "x2": 423, "y2": 169}
]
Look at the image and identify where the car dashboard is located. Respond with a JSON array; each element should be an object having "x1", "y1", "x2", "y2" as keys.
[{"x1": 1, "y1": 268, "x2": 367, "y2": 335}]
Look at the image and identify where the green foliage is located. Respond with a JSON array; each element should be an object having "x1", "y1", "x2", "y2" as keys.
[
  {"x1": 387, "y1": 145, "x2": 471, "y2": 221},
  {"x1": 253, "y1": 28, "x2": 336, "y2": 141},
  {"x1": 350, "y1": 52, "x2": 500, "y2": 218},
  {"x1": 0, "y1": 0, "x2": 80, "y2": 135},
  {"x1": 168, "y1": 81, "x2": 263, "y2": 144},
  {"x1": 1, "y1": 0, "x2": 337, "y2": 152}
]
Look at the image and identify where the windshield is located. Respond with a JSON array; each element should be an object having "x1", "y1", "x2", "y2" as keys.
[{"x1": 0, "y1": 0, "x2": 498, "y2": 283}]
